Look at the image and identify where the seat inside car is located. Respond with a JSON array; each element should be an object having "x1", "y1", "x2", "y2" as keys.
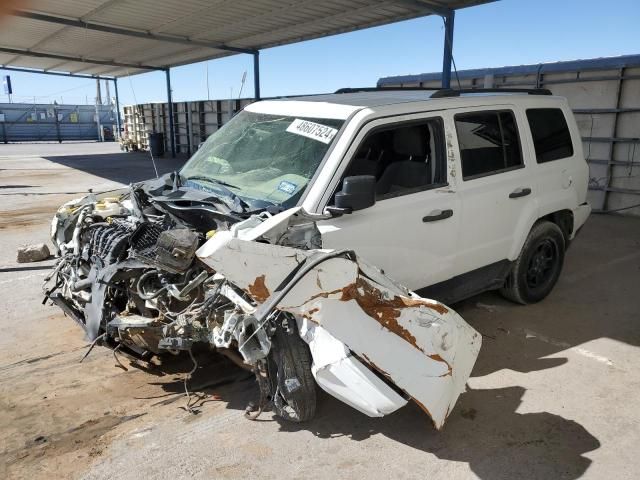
[
  {"x1": 344, "y1": 135, "x2": 385, "y2": 178},
  {"x1": 376, "y1": 126, "x2": 431, "y2": 195}
]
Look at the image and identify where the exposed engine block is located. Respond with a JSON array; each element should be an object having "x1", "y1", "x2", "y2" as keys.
[{"x1": 85, "y1": 221, "x2": 134, "y2": 265}]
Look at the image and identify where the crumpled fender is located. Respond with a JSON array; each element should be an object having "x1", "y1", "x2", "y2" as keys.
[{"x1": 197, "y1": 231, "x2": 481, "y2": 429}]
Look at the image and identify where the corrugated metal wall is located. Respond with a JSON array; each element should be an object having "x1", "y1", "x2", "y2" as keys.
[
  {"x1": 123, "y1": 98, "x2": 254, "y2": 156},
  {"x1": 378, "y1": 55, "x2": 640, "y2": 215},
  {"x1": 0, "y1": 103, "x2": 116, "y2": 142}
]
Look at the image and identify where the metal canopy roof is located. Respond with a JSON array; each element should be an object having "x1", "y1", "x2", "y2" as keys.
[{"x1": 0, "y1": 0, "x2": 493, "y2": 78}]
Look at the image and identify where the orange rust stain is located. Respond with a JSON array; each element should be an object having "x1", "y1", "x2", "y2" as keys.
[
  {"x1": 401, "y1": 296, "x2": 449, "y2": 315},
  {"x1": 429, "y1": 354, "x2": 453, "y2": 376},
  {"x1": 338, "y1": 278, "x2": 451, "y2": 354},
  {"x1": 305, "y1": 288, "x2": 343, "y2": 303},
  {"x1": 300, "y1": 307, "x2": 321, "y2": 324},
  {"x1": 340, "y1": 278, "x2": 423, "y2": 352},
  {"x1": 247, "y1": 275, "x2": 270, "y2": 303}
]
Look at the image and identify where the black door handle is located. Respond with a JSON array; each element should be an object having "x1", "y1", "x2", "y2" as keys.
[
  {"x1": 509, "y1": 187, "x2": 532, "y2": 199},
  {"x1": 423, "y1": 209, "x2": 453, "y2": 222}
]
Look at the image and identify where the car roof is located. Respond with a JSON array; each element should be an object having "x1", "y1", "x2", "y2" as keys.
[
  {"x1": 246, "y1": 89, "x2": 565, "y2": 120},
  {"x1": 282, "y1": 90, "x2": 556, "y2": 108},
  {"x1": 285, "y1": 91, "x2": 440, "y2": 107}
]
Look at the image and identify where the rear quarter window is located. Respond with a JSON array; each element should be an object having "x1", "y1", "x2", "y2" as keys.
[
  {"x1": 455, "y1": 110, "x2": 523, "y2": 180},
  {"x1": 526, "y1": 108, "x2": 574, "y2": 163}
]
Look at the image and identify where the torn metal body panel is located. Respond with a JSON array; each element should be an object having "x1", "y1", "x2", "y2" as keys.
[
  {"x1": 298, "y1": 318, "x2": 408, "y2": 417},
  {"x1": 197, "y1": 228, "x2": 481, "y2": 429}
]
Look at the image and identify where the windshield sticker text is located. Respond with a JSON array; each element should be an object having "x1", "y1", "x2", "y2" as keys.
[
  {"x1": 277, "y1": 180, "x2": 297, "y2": 195},
  {"x1": 286, "y1": 119, "x2": 338, "y2": 144}
]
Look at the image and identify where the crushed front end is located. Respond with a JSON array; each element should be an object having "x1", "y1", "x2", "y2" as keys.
[{"x1": 43, "y1": 175, "x2": 480, "y2": 429}]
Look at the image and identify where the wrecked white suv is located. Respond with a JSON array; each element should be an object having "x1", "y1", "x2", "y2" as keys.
[{"x1": 44, "y1": 88, "x2": 589, "y2": 430}]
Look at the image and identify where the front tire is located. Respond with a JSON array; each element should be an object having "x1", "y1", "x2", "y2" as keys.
[
  {"x1": 500, "y1": 221, "x2": 565, "y2": 305},
  {"x1": 269, "y1": 320, "x2": 317, "y2": 422}
]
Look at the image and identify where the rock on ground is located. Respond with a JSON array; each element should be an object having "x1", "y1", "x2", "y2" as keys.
[{"x1": 17, "y1": 243, "x2": 50, "y2": 263}]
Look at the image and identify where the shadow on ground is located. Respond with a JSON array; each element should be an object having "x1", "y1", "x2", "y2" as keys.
[
  {"x1": 44, "y1": 151, "x2": 187, "y2": 186},
  {"x1": 123, "y1": 349, "x2": 254, "y2": 414},
  {"x1": 452, "y1": 213, "x2": 640, "y2": 377},
  {"x1": 277, "y1": 386, "x2": 600, "y2": 480}
]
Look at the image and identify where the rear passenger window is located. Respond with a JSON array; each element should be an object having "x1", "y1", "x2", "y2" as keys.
[
  {"x1": 526, "y1": 108, "x2": 574, "y2": 163},
  {"x1": 455, "y1": 111, "x2": 523, "y2": 180}
]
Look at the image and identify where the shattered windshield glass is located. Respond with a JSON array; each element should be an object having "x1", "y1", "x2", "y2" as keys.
[{"x1": 180, "y1": 111, "x2": 344, "y2": 209}]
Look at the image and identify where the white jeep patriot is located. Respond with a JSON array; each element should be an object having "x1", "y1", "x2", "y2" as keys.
[{"x1": 45, "y1": 87, "x2": 590, "y2": 427}]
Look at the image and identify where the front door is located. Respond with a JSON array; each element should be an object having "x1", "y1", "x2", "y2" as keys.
[{"x1": 317, "y1": 114, "x2": 460, "y2": 291}]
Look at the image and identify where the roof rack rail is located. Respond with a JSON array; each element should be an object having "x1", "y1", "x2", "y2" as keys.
[
  {"x1": 430, "y1": 88, "x2": 552, "y2": 98},
  {"x1": 335, "y1": 86, "x2": 435, "y2": 94}
]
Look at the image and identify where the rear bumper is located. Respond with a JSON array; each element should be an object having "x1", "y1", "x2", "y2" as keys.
[{"x1": 571, "y1": 202, "x2": 591, "y2": 239}]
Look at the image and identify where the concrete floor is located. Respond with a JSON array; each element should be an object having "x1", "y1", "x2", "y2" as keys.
[{"x1": 1, "y1": 142, "x2": 639, "y2": 480}]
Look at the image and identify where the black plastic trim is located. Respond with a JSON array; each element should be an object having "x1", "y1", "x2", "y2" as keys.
[{"x1": 416, "y1": 259, "x2": 513, "y2": 305}]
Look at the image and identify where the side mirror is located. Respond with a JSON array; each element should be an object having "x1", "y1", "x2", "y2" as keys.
[{"x1": 328, "y1": 175, "x2": 376, "y2": 215}]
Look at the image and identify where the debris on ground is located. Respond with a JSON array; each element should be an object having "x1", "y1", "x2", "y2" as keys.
[{"x1": 17, "y1": 243, "x2": 50, "y2": 263}]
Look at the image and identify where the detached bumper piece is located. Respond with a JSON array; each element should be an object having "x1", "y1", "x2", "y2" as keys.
[{"x1": 198, "y1": 234, "x2": 482, "y2": 429}]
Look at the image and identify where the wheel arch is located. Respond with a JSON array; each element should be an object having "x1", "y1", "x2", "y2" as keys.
[
  {"x1": 509, "y1": 206, "x2": 573, "y2": 261},
  {"x1": 540, "y1": 209, "x2": 574, "y2": 245}
]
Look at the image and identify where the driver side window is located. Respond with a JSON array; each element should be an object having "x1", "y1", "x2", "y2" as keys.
[{"x1": 342, "y1": 117, "x2": 446, "y2": 200}]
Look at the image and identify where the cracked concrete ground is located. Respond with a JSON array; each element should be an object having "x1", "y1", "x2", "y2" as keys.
[{"x1": 1, "y1": 142, "x2": 639, "y2": 479}]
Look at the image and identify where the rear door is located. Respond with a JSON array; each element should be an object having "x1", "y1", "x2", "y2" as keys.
[
  {"x1": 450, "y1": 106, "x2": 537, "y2": 274},
  {"x1": 524, "y1": 106, "x2": 586, "y2": 213},
  {"x1": 316, "y1": 113, "x2": 461, "y2": 291}
]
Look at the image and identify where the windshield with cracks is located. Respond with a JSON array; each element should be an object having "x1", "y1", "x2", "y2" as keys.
[{"x1": 180, "y1": 110, "x2": 344, "y2": 210}]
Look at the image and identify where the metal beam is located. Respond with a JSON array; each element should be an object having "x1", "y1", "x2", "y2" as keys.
[
  {"x1": 166, "y1": 69, "x2": 176, "y2": 157},
  {"x1": 0, "y1": 65, "x2": 114, "y2": 81},
  {"x1": 0, "y1": 46, "x2": 160, "y2": 72},
  {"x1": 253, "y1": 51, "x2": 261, "y2": 100},
  {"x1": 45, "y1": 60, "x2": 78, "y2": 72},
  {"x1": 13, "y1": 10, "x2": 256, "y2": 55},
  {"x1": 68, "y1": 65, "x2": 120, "y2": 76},
  {"x1": 113, "y1": 77, "x2": 121, "y2": 140},
  {"x1": 441, "y1": 10, "x2": 455, "y2": 89},
  {"x1": 392, "y1": 0, "x2": 452, "y2": 16}
]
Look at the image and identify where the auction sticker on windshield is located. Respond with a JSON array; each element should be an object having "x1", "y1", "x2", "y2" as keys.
[{"x1": 286, "y1": 119, "x2": 338, "y2": 144}]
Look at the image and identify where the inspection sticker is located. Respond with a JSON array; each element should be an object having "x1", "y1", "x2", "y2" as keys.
[
  {"x1": 277, "y1": 180, "x2": 297, "y2": 195},
  {"x1": 286, "y1": 118, "x2": 337, "y2": 144}
]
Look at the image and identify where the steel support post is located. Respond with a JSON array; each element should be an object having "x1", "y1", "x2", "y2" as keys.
[
  {"x1": 441, "y1": 11, "x2": 455, "y2": 89},
  {"x1": 166, "y1": 68, "x2": 176, "y2": 157},
  {"x1": 113, "y1": 77, "x2": 122, "y2": 140},
  {"x1": 253, "y1": 51, "x2": 261, "y2": 100}
]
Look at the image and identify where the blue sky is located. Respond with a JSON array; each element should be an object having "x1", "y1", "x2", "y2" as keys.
[{"x1": 2, "y1": 0, "x2": 639, "y2": 106}]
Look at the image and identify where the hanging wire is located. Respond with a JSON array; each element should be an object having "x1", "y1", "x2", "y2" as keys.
[
  {"x1": 113, "y1": 343, "x2": 128, "y2": 371},
  {"x1": 79, "y1": 333, "x2": 105, "y2": 363},
  {"x1": 183, "y1": 348, "x2": 199, "y2": 414}
]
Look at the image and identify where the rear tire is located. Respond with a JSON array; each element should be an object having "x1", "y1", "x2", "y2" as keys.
[
  {"x1": 500, "y1": 221, "x2": 565, "y2": 305},
  {"x1": 269, "y1": 320, "x2": 317, "y2": 422}
]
